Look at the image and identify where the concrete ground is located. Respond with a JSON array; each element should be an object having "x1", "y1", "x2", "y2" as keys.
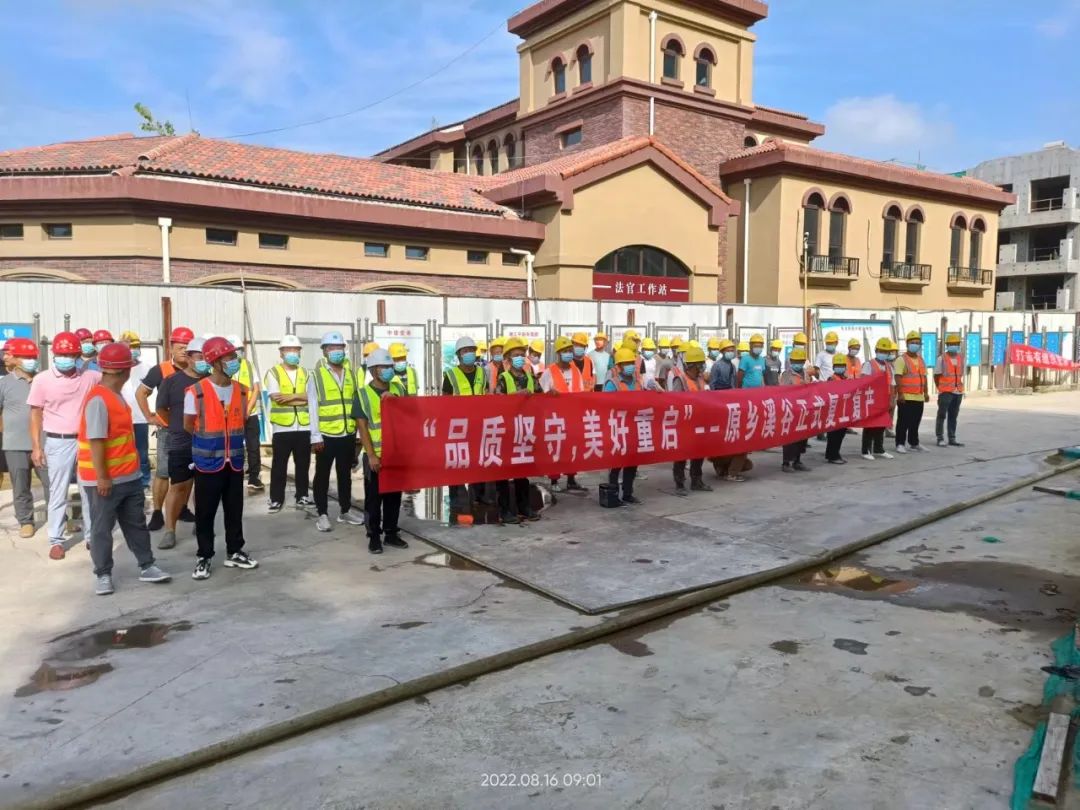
[{"x1": 0, "y1": 392, "x2": 1078, "y2": 809}]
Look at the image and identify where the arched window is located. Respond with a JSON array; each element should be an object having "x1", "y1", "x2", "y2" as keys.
[
  {"x1": 199, "y1": 275, "x2": 298, "y2": 290},
  {"x1": 694, "y1": 45, "x2": 716, "y2": 89},
  {"x1": 802, "y1": 190, "x2": 826, "y2": 259},
  {"x1": 882, "y1": 203, "x2": 903, "y2": 269},
  {"x1": 904, "y1": 207, "x2": 924, "y2": 265},
  {"x1": 488, "y1": 139, "x2": 500, "y2": 175},
  {"x1": 661, "y1": 36, "x2": 684, "y2": 81},
  {"x1": 594, "y1": 245, "x2": 689, "y2": 278},
  {"x1": 949, "y1": 213, "x2": 967, "y2": 268},
  {"x1": 743, "y1": 135, "x2": 758, "y2": 149},
  {"x1": 827, "y1": 195, "x2": 851, "y2": 261},
  {"x1": 970, "y1": 217, "x2": 986, "y2": 269},
  {"x1": 472, "y1": 145, "x2": 485, "y2": 176},
  {"x1": 504, "y1": 133, "x2": 518, "y2": 170},
  {"x1": 576, "y1": 44, "x2": 592, "y2": 84},
  {"x1": 552, "y1": 57, "x2": 567, "y2": 95}
]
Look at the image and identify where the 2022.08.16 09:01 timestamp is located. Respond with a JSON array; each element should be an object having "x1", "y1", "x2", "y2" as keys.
[{"x1": 481, "y1": 773, "x2": 603, "y2": 788}]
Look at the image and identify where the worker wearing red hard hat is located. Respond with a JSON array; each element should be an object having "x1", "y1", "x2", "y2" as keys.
[
  {"x1": 0, "y1": 338, "x2": 50, "y2": 539},
  {"x1": 183, "y1": 336, "x2": 259, "y2": 580},
  {"x1": 136, "y1": 325, "x2": 196, "y2": 533},
  {"x1": 28, "y1": 330, "x2": 103, "y2": 560},
  {"x1": 78, "y1": 342, "x2": 172, "y2": 595},
  {"x1": 74, "y1": 328, "x2": 97, "y2": 371}
]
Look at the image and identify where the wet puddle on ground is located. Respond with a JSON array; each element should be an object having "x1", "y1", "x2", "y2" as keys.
[
  {"x1": 15, "y1": 620, "x2": 192, "y2": 698},
  {"x1": 412, "y1": 552, "x2": 486, "y2": 572}
]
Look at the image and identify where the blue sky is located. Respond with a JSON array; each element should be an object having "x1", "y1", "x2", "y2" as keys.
[{"x1": 1, "y1": 0, "x2": 1078, "y2": 172}]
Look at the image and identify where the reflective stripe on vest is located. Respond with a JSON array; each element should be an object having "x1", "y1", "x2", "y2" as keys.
[
  {"x1": 672, "y1": 368, "x2": 704, "y2": 392},
  {"x1": 77, "y1": 386, "x2": 139, "y2": 483},
  {"x1": 547, "y1": 363, "x2": 585, "y2": 393},
  {"x1": 314, "y1": 361, "x2": 356, "y2": 436},
  {"x1": 358, "y1": 384, "x2": 385, "y2": 454},
  {"x1": 500, "y1": 370, "x2": 536, "y2": 394},
  {"x1": 897, "y1": 355, "x2": 928, "y2": 398},
  {"x1": 389, "y1": 366, "x2": 418, "y2": 397},
  {"x1": 938, "y1": 353, "x2": 965, "y2": 394},
  {"x1": 268, "y1": 365, "x2": 310, "y2": 426},
  {"x1": 446, "y1": 366, "x2": 485, "y2": 396},
  {"x1": 191, "y1": 378, "x2": 246, "y2": 473}
]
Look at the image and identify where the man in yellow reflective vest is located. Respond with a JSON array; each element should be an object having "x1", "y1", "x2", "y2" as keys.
[
  {"x1": 893, "y1": 330, "x2": 930, "y2": 453},
  {"x1": 388, "y1": 342, "x2": 418, "y2": 397},
  {"x1": 264, "y1": 334, "x2": 315, "y2": 513},
  {"x1": 934, "y1": 333, "x2": 966, "y2": 447},
  {"x1": 358, "y1": 348, "x2": 405, "y2": 555},
  {"x1": 227, "y1": 334, "x2": 264, "y2": 493},
  {"x1": 441, "y1": 336, "x2": 488, "y2": 520},
  {"x1": 495, "y1": 337, "x2": 540, "y2": 524},
  {"x1": 308, "y1": 331, "x2": 365, "y2": 532}
]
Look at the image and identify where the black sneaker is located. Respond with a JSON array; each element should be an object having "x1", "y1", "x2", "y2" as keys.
[
  {"x1": 178, "y1": 506, "x2": 196, "y2": 523},
  {"x1": 827, "y1": 458, "x2": 847, "y2": 465},
  {"x1": 782, "y1": 463, "x2": 794, "y2": 473},
  {"x1": 566, "y1": 479, "x2": 587, "y2": 492},
  {"x1": 295, "y1": 495, "x2": 315, "y2": 509},
  {"x1": 147, "y1": 510, "x2": 165, "y2": 532},
  {"x1": 267, "y1": 501, "x2": 283, "y2": 513},
  {"x1": 383, "y1": 533, "x2": 409, "y2": 549},
  {"x1": 247, "y1": 480, "x2": 265, "y2": 493},
  {"x1": 793, "y1": 461, "x2": 810, "y2": 472},
  {"x1": 368, "y1": 537, "x2": 384, "y2": 554},
  {"x1": 499, "y1": 510, "x2": 520, "y2": 525},
  {"x1": 949, "y1": 440, "x2": 964, "y2": 447},
  {"x1": 224, "y1": 550, "x2": 259, "y2": 569},
  {"x1": 690, "y1": 479, "x2": 713, "y2": 492},
  {"x1": 674, "y1": 483, "x2": 689, "y2": 496},
  {"x1": 621, "y1": 494, "x2": 642, "y2": 505},
  {"x1": 192, "y1": 558, "x2": 212, "y2": 580}
]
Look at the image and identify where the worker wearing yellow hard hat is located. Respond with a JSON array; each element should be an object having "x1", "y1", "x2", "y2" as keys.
[
  {"x1": 540, "y1": 337, "x2": 588, "y2": 495},
  {"x1": 823, "y1": 353, "x2": 853, "y2": 464},
  {"x1": 779, "y1": 346, "x2": 811, "y2": 472},
  {"x1": 588, "y1": 332, "x2": 611, "y2": 392},
  {"x1": 527, "y1": 338, "x2": 546, "y2": 376},
  {"x1": 765, "y1": 339, "x2": 784, "y2": 386},
  {"x1": 669, "y1": 344, "x2": 712, "y2": 494},
  {"x1": 441, "y1": 334, "x2": 488, "y2": 524},
  {"x1": 934, "y1": 333, "x2": 966, "y2": 449},
  {"x1": 566, "y1": 332, "x2": 597, "y2": 391},
  {"x1": 846, "y1": 337, "x2": 863, "y2": 377},
  {"x1": 655, "y1": 336, "x2": 681, "y2": 389},
  {"x1": 860, "y1": 337, "x2": 898, "y2": 461},
  {"x1": 707, "y1": 335, "x2": 749, "y2": 482},
  {"x1": 639, "y1": 337, "x2": 660, "y2": 387},
  {"x1": 487, "y1": 336, "x2": 508, "y2": 392},
  {"x1": 603, "y1": 346, "x2": 644, "y2": 507},
  {"x1": 494, "y1": 336, "x2": 540, "y2": 525},
  {"x1": 787, "y1": 331, "x2": 809, "y2": 373},
  {"x1": 387, "y1": 342, "x2": 418, "y2": 397},
  {"x1": 815, "y1": 330, "x2": 840, "y2": 383},
  {"x1": 894, "y1": 330, "x2": 929, "y2": 453},
  {"x1": 737, "y1": 333, "x2": 767, "y2": 389}
]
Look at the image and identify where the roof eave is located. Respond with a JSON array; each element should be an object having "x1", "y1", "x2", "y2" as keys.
[{"x1": 508, "y1": 0, "x2": 768, "y2": 37}]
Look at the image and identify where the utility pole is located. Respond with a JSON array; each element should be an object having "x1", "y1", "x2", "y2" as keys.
[{"x1": 802, "y1": 231, "x2": 810, "y2": 337}]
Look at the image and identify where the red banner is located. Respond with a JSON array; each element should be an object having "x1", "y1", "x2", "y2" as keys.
[
  {"x1": 1008, "y1": 343, "x2": 1080, "y2": 371},
  {"x1": 380, "y1": 376, "x2": 891, "y2": 492}
]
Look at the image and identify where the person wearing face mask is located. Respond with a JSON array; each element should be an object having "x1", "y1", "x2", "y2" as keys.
[
  {"x1": 653, "y1": 337, "x2": 675, "y2": 390},
  {"x1": 893, "y1": 330, "x2": 929, "y2": 453},
  {"x1": 264, "y1": 335, "x2": 315, "y2": 514},
  {"x1": 85, "y1": 329, "x2": 114, "y2": 372},
  {"x1": 934, "y1": 333, "x2": 966, "y2": 448},
  {"x1": 79, "y1": 343, "x2": 172, "y2": 595},
  {"x1": 1, "y1": 339, "x2": 50, "y2": 538},
  {"x1": 28, "y1": 331, "x2": 102, "y2": 559},
  {"x1": 75, "y1": 328, "x2": 96, "y2": 371},
  {"x1": 225, "y1": 334, "x2": 264, "y2": 494},
  {"x1": 527, "y1": 340, "x2": 546, "y2": 377},
  {"x1": 570, "y1": 333, "x2": 595, "y2": 391},
  {"x1": 779, "y1": 347, "x2": 811, "y2": 472},
  {"x1": 764, "y1": 339, "x2": 783, "y2": 386},
  {"x1": 705, "y1": 337, "x2": 723, "y2": 376},
  {"x1": 117, "y1": 331, "x2": 153, "y2": 489},
  {"x1": 387, "y1": 342, "x2": 419, "y2": 397},
  {"x1": 604, "y1": 347, "x2": 643, "y2": 505},
  {"x1": 737, "y1": 333, "x2": 767, "y2": 389},
  {"x1": 495, "y1": 337, "x2": 541, "y2": 523},
  {"x1": 587, "y1": 332, "x2": 611, "y2": 392},
  {"x1": 475, "y1": 340, "x2": 489, "y2": 367},
  {"x1": 183, "y1": 337, "x2": 259, "y2": 580},
  {"x1": 153, "y1": 337, "x2": 209, "y2": 550},
  {"x1": 708, "y1": 339, "x2": 737, "y2": 390},
  {"x1": 487, "y1": 336, "x2": 508, "y2": 393},
  {"x1": 640, "y1": 337, "x2": 658, "y2": 380},
  {"x1": 860, "y1": 337, "x2": 896, "y2": 461},
  {"x1": 815, "y1": 331, "x2": 839, "y2": 383},
  {"x1": 357, "y1": 348, "x2": 407, "y2": 555},
  {"x1": 846, "y1": 338, "x2": 863, "y2": 377},
  {"x1": 442, "y1": 336, "x2": 489, "y2": 519},
  {"x1": 824, "y1": 354, "x2": 851, "y2": 464},
  {"x1": 540, "y1": 337, "x2": 587, "y2": 495},
  {"x1": 787, "y1": 332, "x2": 810, "y2": 372},
  {"x1": 670, "y1": 346, "x2": 712, "y2": 494},
  {"x1": 309, "y1": 331, "x2": 364, "y2": 533}
]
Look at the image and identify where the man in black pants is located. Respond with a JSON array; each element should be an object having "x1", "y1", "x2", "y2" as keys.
[
  {"x1": 308, "y1": 331, "x2": 365, "y2": 532},
  {"x1": 264, "y1": 334, "x2": 315, "y2": 512},
  {"x1": 358, "y1": 349, "x2": 405, "y2": 554},
  {"x1": 494, "y1": 337, "x2": 540, "y2": 524},
  {"x1": 824, "y1": 355, "x2": 849, "y2": 464}
]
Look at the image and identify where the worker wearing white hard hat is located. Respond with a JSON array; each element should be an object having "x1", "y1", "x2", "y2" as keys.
[
  {"x1": 309, "y1": 331, "x2": 364, "y2": 532},
  {"x1": 263, "y1": 334, "x2": 315, "y2": 513},
  {"x1": 224, "y1": 333, "x2": 263, "y2": 493},
  {"x1": 358, "y1": 347, "x2": 405, "y2": 555}
]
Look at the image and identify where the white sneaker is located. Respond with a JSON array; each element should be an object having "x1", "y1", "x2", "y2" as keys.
[
  {"x1": 895, "y1": 445, "x2": 908, "y2": 454},
  {"x1": 95, "y1": 574, "x2": 114, "y2": 596},
  {"x1": 877, "y1": 451, "x2": 894, "y2": 460},
  {"x1": 338, "y1": 511, "x2": 365, "y2": 526},
  {"x1": 315, "y1": 514, "x2": 332, "y2": 532},
  {"x1": 910, "y1": 444, "x2": 927, "y2": 452},
  {"x1": 138, "y1": 564, "x2": 171, "y2": 583},
  {"x1": 861, "y1": 452, "x2": 875, "y2": 461}
]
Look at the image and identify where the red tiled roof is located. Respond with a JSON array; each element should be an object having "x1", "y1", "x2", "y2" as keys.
[
  {"x1": 374, "y1": 99, "x2": 519, "y2": 161},
  {"x1": 0, "y1": 133, "x2": 513, "y2": 216},
  {"x1": 721, "y1": 140, "x2": 1015, "y2": 205}
]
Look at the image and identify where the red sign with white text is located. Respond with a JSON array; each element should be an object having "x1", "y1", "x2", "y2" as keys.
[
  {"x1": 1008, "y1": 343, "x2": 1080, "y2": 371},
  {"x1": 380, "y1": 376, "x2": 891, "y2": 491},
  {"x1": 591, "y1": 272, "x2": 690, "y2": 303}
]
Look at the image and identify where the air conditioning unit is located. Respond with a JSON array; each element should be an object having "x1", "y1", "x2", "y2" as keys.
[{"x1": 996, "y1": 291, "x2": 1016, "y2": 310}]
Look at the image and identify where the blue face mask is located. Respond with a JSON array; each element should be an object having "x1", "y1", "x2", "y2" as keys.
[
  {"x1": 875, "y1": 352, "x2": 888, "y2": 362},
  {"x1": 723, "y1": 351, "x2": 736, "y2": 361},
  {"x1": 194, "y1": 360, "x2": 211, "y2": 375},
  {"x1": 284, "y1": 351, "x2": 300, "y2": 366},
  {"x1": 947, "y1": 345, "x2": 960, "y2": 354},
  {"x1": 559, "y1": 351, "x2": 574, "y2": 363},
  {"x1": 54, "y1": 356, "x2": 77, "y2": 372},
  {"x1": 327, "y1": 349, "x2": 346, "y2": 365},
  {"x1": 460, "y1": 352, "x2": 476, "y2": 366},
  {"x1": 81, "y1": 342, "x2": 95, "y2": 355},
  {"x1": 224, "y1": 359, "x2": 241, "y2": 377},
  {"x1": 573, "y1": 346, "x2": 586, "y2": 358},
  {"x1": 378, "y1": 367, "x2": 395, "y2": 383},
  {"x1": 393, "y1": 361, "x2": 407, "y2": 373},
  {"x1": 20, "y1": 359, "x2": 39, "y2": 373},
  {"x1": 620, "y1": 365, "x2": 635, "y2": 379},
  {"x1": 907, "y1": 343, "x2": 921, "y2": 353},
  {"x1": 791, "y1": 363, "x2": 805, "y2": 373},
  {"x1": 750, "y1": 347, "x2": 762, "y2": 357},
  {"x1": 511, "y1": 355, "x2": 527, "y2": 370},
  {"x1": 834, "y1": 368, "x2": 846, "y2": 376},
  {"x1": 825, "y1": 344, "x2": 837, "y2": 354},
  {"x1": 492, "y1": 353, "x2": 503, "y2": 363},
  {"x1": 130, "y1": 349, "x2": 141, "y2": 361},
  {"x1": 643, "y1": 350, "x2": 655, "y2": 359},
  {"x1": 708, "y1": 349, "x2": 720, "y2": 360}
]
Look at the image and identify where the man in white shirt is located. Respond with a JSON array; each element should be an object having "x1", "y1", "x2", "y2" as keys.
[
  {"x1": 119, "y1": 331, "x2": 154, "y2": 489},
  {"x1": 263, "y1": 335, "x2": 317, "y2": 512}
]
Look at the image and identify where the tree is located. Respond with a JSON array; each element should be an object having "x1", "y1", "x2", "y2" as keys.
[{"x1": 134, "y1": 103, "x2": 175, "y2": 136}]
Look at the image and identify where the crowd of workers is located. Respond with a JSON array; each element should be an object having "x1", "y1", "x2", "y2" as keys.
[{"x1": 0, "y1": 323, "x2": 969, "y2": 595}]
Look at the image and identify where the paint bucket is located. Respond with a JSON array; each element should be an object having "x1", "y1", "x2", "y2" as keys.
[{"x1": 598, "y1": 483, "x2": 622, "y2": 508}]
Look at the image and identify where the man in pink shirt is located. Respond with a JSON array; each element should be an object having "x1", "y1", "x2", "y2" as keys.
[{"x1": 28, "y1": 331, "x2": 102, "y2": 560}]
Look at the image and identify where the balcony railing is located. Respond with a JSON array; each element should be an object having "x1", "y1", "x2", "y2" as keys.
[
  {"x1": 802, "y1": 254, "x2": 860, "y2": 277},
  {"x1": 1031, "y1": 196, "x2": 1065, "y2": 212},
  {"x1": 947, "y1": 266, "x2": 992, "y2": 285},
  {"x1": 880, "y1": 261, "x2": 932, "y2": 282},
  {"x1": 1030, "y1": 247, "x2": 1061, "y2": 262}
]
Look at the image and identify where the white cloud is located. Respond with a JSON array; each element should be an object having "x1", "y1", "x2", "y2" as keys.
[
  {"x1": 818, "y1": 95, "x2": 954, "y2": 161},
  {"x1": 1036, "y1": 0, "x2": 1080, "y2": 37}
]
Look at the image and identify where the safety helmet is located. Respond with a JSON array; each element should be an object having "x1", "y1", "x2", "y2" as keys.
[
  {"x1": 824, "y1": 331, "x2": 839, "y2": 344},
  {"x1": 770, "y1": 339, "x2": 784, "y2": 350},
  {"x1": 388, "y1": 342, "x2": 408, "y2": 359},
  {"x1": 362, "y1": 341, "x2": 380, "y2": 358},
  {"x1": 717, "y1": 338, "x2": 735, "y2": 352},
  {"x1": 848, "y1": 338, "x2": 861, "y2": 348},
  {"x1": 945, "y1": 333, "x2": 962, "y2": 345},
  {"x1": 504, "y1": 336, "x2": 528, "y2": 353},
  {"x1": 686, "y1": 340, "x2": 702, "y2": 350},
  {"x1": 119, "y1": 330, "x2": 141, "y2": 347},
  {"x1": 671, "y1": 337, "x2": 684, "y2": 348},
  {"x1": 554, "y1": 336, "x2": 573, "y2": 352},
  {"x1": 658, "y1": 337, "x2": 672, "y2": 349},
  {"x1": 683, "y1": 346, "x2": 707, "y2": 364},
  {"x1": 833, "y1": 354, "x2": 848, "y2": 368},
  {"x1": 279, "y1": 334, "x2": 302, "y2": 349},
  {"x1": 7, "y1": 338, "x2": 39, "y2": 359},
  {"x1": 476, "y1": 340, "x2": 488, "y2": 353},
  {"x1": 594, "y1": 332, "x2": 608, "y2": 341},
  {"x1": 906, "y1": 330, "x2": 921, "y2": 341},
  {"x1": 225, "y1": 334, "x2": 243, "y2": 349},
  {"x1": 571, "y1": 332, "x2": 589, "y2": 346},
  {"x1": 202, "y1": 336, "x2": 237, "y2": 365},
  {"x1": 455, "y1": 336, "x2": 477, "y2": 353},
  {"x1": 749, "y1": 333, "x2": 765, "y2": 345},
  {"x1": 320, "y1": 331, "x2": 347, "y2": 347},
  {"x1": 170, "y1": 326, "x2": 194, "y2": 345},
  {"x1": 51, "y1": 331, "x2": 81, "y2": 355},
  {"x1": 624, "y1": 329, "x2": 640, "y2": 342},
  {"x1": 789, "y1": 347, "x2": 807, "y2": 362},
  {"x1": 97, "y1": 342, "x2": 138, "y2": 370},
  {"x1": 613, "y1": 347, "x2": 637, "y2": 365},
  {"x1": 706, "y1": 337, "x2": 723, "y2": 350},
  {"x1": 875, "y1": 337, "x2": 893, "y2": 352},
  {"x1": 75, "y1": 328, "x2": 93, "y2": 341},
  {"x1": 737, "y1": 341, "x2": 750, "y2": 353},
  {"x1": 186, "y1": 337, "x2": 206, "y2": 355},
  {"x1": 490, "y1": 336, "x2": 507, "y2": 349},
  {"x1": 641, "y1": 337, "x2": 657, "y2": 350},
  {"x1": 529, "y1": 339, "x2": 544, "y2": 354},
  {"x1": 367, "y1": 348, "x2": 393, "y2": 368},
  {"x1": 793, "y1": 332, "x2": 808, "y2": 345},
  {"x1": 92, "y1": 329, "x2": 114, "y2": 344}
]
